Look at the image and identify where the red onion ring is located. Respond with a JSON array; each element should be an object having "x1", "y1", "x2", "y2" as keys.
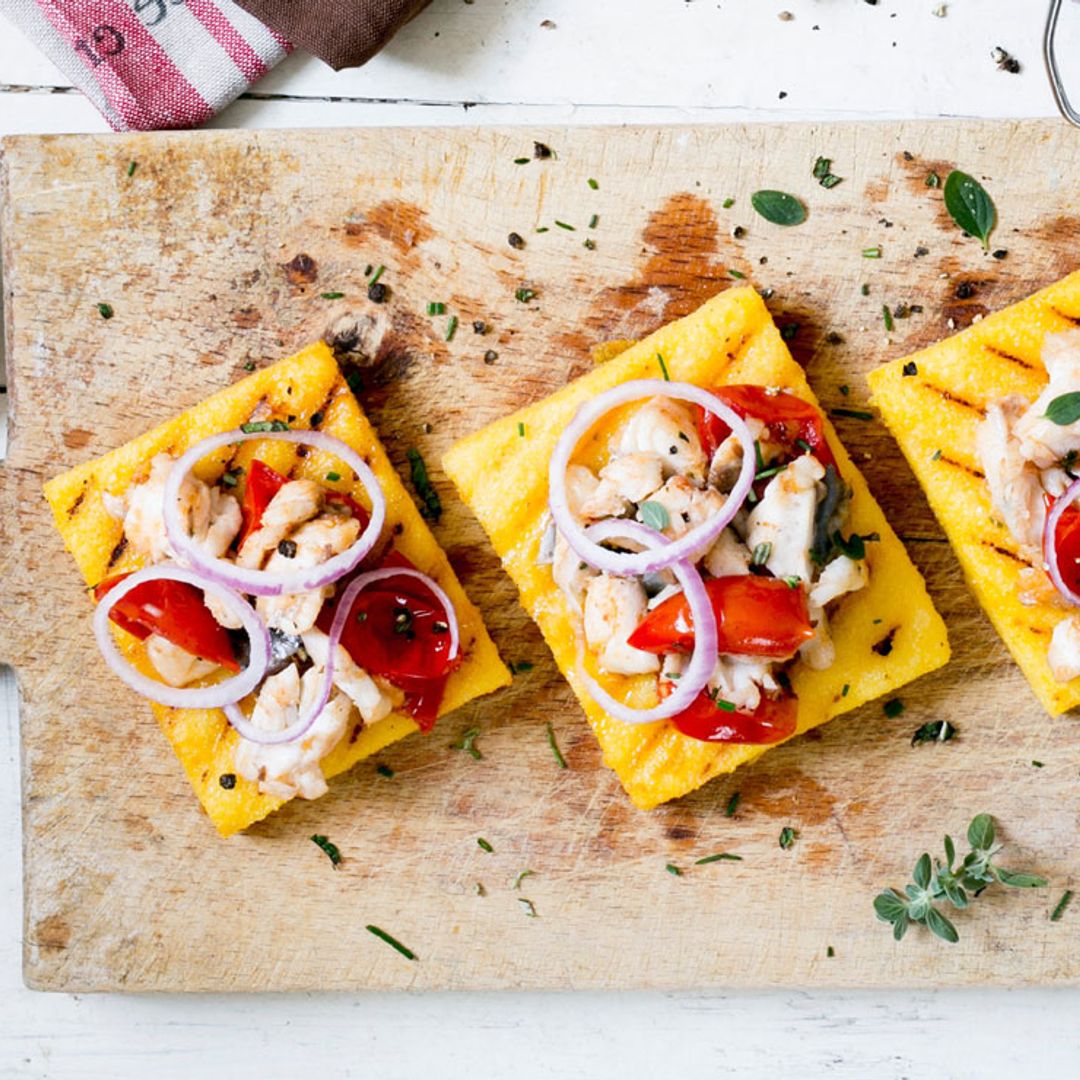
[
  {"x1": 548, "y1": 379, "x2": 756, "y2": 577},
  {"x1": 1044, "y1": 475, "x2": 1080, "y2": 605},
  {"x1": 93, "y1": 564, "x2": 271, "y2": 710},
  {"x1": 575, "y1": 519, "x2": 717, "y2": 724},
  {"x1": 163, "y1": 428, "x2": 386, "y2": 598},
  {"x1": 223, "y1": 566, "x2": 458, "y2": 746}
]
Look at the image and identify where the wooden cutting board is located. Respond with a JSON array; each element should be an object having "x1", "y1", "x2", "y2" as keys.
[{"x1": 2, "y1": 121, "x2": 1079, "y2": 993}]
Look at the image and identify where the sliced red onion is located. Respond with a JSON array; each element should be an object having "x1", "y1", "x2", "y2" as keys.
[
  {"x1": 223, "y1": 566, "x2": 458, "y2": 746},
  {"x1": 575, "y1": 519, "x2": 717, "y2": 724},
  {"x1": 93, "y1": 564, "x2": 271, "y2": 710},
  {"x1": 548, "y1": 379, "x2": 756, "y2": 577},
  {"x1": 1045, "y1": 475, "x2": 1080, "y2": 605},
  {"x1": 163, "y1": 428, "x2": 386, "y2": 598}
]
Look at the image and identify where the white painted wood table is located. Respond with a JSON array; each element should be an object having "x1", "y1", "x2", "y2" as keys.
[{"x1": 1, "y1": 0, "x2": 1079, "y2": 1075}]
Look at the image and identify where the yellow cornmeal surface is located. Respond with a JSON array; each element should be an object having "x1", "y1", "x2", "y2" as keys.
[
  {"x1": 869, "y1": 270, "x2": 1080, "y2": 717},
  {"x1": 444, "y1": 287, "x2": 949, "y2": 809},
  {"x1": 44, "y1": 342, "x2": 510, "y2": 835}
]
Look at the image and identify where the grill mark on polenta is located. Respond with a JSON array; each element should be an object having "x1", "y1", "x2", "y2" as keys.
[
  {"x1": 938, "y1": 454, "x2": 985, "y2": 480},
  {"x1": 980, "y1": 539, "x2": 1028, "y2": 566},
  {"x1": 107, "y1": 534, "x2": 128, "y2": 569},
  {"x1": 724, "y1": 331, "x2": 753, "y2": 365},
  {"x1": 871, "y1": 627, "x2": 898, "y2": 656},
  {"x1": 1050, "y1": 305, "x2": 1080, "y2": 328},
  {"x1": 66, "y1": 484, "x2": 88, "y2": 518},
  {"x1": 920, "y1": 382, "x2": 986, "y2": 417},
  {"x1": 984, "y1": 344, "x2": 1037, "y2": 372}
]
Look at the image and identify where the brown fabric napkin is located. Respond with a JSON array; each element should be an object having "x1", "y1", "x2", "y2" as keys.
[{"x1": 235, "y1": 0, "x2": 430, "y2": 70}]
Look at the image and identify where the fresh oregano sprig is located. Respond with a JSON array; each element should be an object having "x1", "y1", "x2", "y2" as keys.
[{"x1": 873, "y1": 814, "x2": 1047, "y2": 943}]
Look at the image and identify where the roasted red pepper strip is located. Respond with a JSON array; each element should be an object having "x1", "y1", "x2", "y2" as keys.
[
  {"x1": 627, "y1": 575, "x2": 814, "y2": 660},
  {"x1": 697, "y1": 384, "x2": 837, "y2": 470},
  {"x1": 670, "y1": 690, "x2": 799, "y2": 744},
  {"x1": 93, "y1": 573, "x2": 240, "y2": 672},
  {"x1": 318, "y1": 550, "x2": 456, "y2": 731}
]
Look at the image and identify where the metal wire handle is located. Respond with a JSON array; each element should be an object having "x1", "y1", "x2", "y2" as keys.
[{"x1": 1046, "y1": 0, "x2": 1080, "y2": 127}]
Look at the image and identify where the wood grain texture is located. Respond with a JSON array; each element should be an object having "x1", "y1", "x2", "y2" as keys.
[{"x1": 1, "y1": 121, "x2": 1078, "y2": 993}]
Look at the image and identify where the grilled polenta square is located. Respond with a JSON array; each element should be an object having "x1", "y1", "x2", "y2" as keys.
[
  {"x1": 444, "y1": 287, "x2": 949, "y2": 809},
  {"x1": 869, "y1": 270, "x2": 1080, "y2": 717},
  {"x1": 45, "y1": 342, "x2": 510, "y2": 835}
]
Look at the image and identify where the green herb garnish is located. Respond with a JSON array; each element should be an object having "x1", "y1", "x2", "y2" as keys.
[
  {"x1": 515, "y1": 287, "x2": 536, "y2": 303},
  {"x1": 427, "y1": 301, "x2": 446, "y2": 315},
  {"x1": 695, "y1": 852, "x2": 743, "y2": 865},
  {"x1": 830, "y1": 407, "x2": 874, "y2": 421},
  {"x1": 883, "y1": 698, "x2": 905, "y2": 719},
  {"x1": 666, "y1": 863, "x2": 683, "y2": 876},
  {"x1": 96, "y1": 302, "x2": 114, "y2": 319},
  {"x1": 926, "y1": 171, "x2": 940, "y2": 188},
  {"x1": 639, "y1": 500, "x2": 671, "y2": 532},
  {"x1": 555, "y1": 220, "x2": 575, "y2": 231},
  {"x1": 517, "y1": 421, "x2": 526, "y2": 438},
  {"x1": 1052, "y1": 890, "x2": 1074, "y2": 922},
  {"x1": 725, "y1": 792, "x2": 741, "y2": 817},
  {"x1": 729, "y1": 268, "x2": 746, "y2": 279},
  {"x1": 943, "y1": 170, "x2": 997, "y2": 251},
  {"x1": 588, "y1": 213, "x2": 599, "y2": 229},
  {"x1": 311, "y1": 834, "x2": 342, "y2": 866},
  {"x1": 813, "y1": 156, "x2": 843, "y2": 188},
  {"x1": 519, "y1": 898, "x2": 538, "y2": 917},
  {"x1": 874, "y1": 814, "x2": 1047, "y2": 943},
  {"x1": 911, "y1": 719, "x2": 956, "y2": 745},
  {"x1": 240, "y1": 420, "x2": 289, "y2": 433},
  {"x1": 321, "y1": 291, "x2": 345, "y2": 300},
  {"x1": 1044, "y1": 392, "x2": 1080, "y2": 426},
  {"x1": 376, "y1": 763, "x2": 395, "y2": 778},
  {"x1": 657, "y1": 352, "x2": 670, "y2": 381},
  {"x1": 514, "y1": 157, "x2": 529, "y2": 165},
  {"x1": 477, "y1": 837, "x2": 494, "y2": 853},
  {"x1": 751, "y1": 541, "x2": 772, "y2": 567},
  {"x1": 750, "y1": 189, "x2": 807, "y2": 227},
  {"x1": 546, "y1": 722, "x2": 568, "y2": 769},
  {"x1": 445, "y1": 315, "x2": 458, "y2": 342},
  {"x1": 723, "y1": 197, "x2": 735, "y2": 208},
  {"x1": 366, "y1": 924, "x2": 416, "y2": 960},
  {"x1": 862, "y1": 246, "x2": 882, "y2": 259},
  {"x1": 779, "y1": 827, "x2": 799, "y2": 850},
  {"x1": 325, "y1": 471, "x2": 341, "y2": 482},
  {"x1": 513, "y1": 869, "x2": 535, "y2": 889},
  {"x1": 406, "y1": 447, "x2": 442, "y2": 523},
  {"x1": 587, "y1": 178, "x2": 599, "y2": 190},
  {"x1": 882, "y1": 305, "x2": 895, "y2": 332},
  {"x1": 452, "y1": 727, "x2": 483, "y2": 760}
]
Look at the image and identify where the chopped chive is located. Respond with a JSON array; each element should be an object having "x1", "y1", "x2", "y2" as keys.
[
  {"x1": 729, "y1": 268, "x2": 746, "y2": 279},
  {"x1": 406, "y1": 447, "x2": 442, "y2": 523},
  {"x1": 782, "y1": 575, "x2": 801, "y2": 589},
  {"x1": 221, "y1": 470, "x2": 241, "y2": 488},
  {"x1": 240, "y1": 420, "x2": 290, "y2": 433},
  {"x1": 862, "y1": 246, "x2": 882, "y2": 259},
  {"x1": 841, "y1": 683, "x2": 850, "y2": 697},
  {"x1": 723, "y1": 197, "x2": 735, "y2": 209},
  {"x1": 926, "y1": 171, "x2": 941, "y2": 188},
  {"x1": 830, "y1": 408, "x2": 874, "y2": 421},
  {"x1": 518, "y1": 898, "x2": 538, "y2": 917},
  {"x1": 588, "y1": 213, "x2": 599, "y2": 229},
  {"x1": 754, "y1": 440, "x2": 766, "y2": 471},
  {"x1": 325, "y1": 471, "x2": 341, "y2": 482},
  {"x1": 555, "y1": 220, "x2": 575, "y2": 231},
  {"x1": 535, "y1": 226, "x2": 549, "y2": 234},
  {"x1": 517, "y1": 421, "x2": 526, "y2": 438},
  {"x1": 477, "y1": 837, "x2": 494, "y2": 852},
  {"x1": 242, "y1": 360, "x2": 256, "y2": 372},
  {"x1": 665, "y1": 863, "x2": 682, "y2": 876},
  {"x1": 1032, "y1": 760, "x2": 1044, "y2": 768},
  {"x1": 96, "y1": 302, "x2": 114, "y2": 319},
  {"x1": 583, "y1": 238, "x2": 596, "y2": 250},
  {"x1": 427, "y1": 301, "x2": 446, "y2": 315},
  {"x1": 320, "y1": 291, "x2": 345, "y2": 300},
  {"x1": 931, "y1": 448, "x2": 943, "y2": 461},
  {"x1": 725, "y1": 791, "x2": 741, "y2": 817},
  {"x1": 657, "y1": 353, "x2": 670, "y2": 381},
  {"x1": 883, "y1": 698, "x2": 905, "y2": 718},
  {"x1": 310, "y1": 834, "x2": 342, "y2": 866},
  {"x1": 514, "y1": 157, "x2": 530, "y2": 165},
  {"x1": 754, "y1": 464, "x2": 788, "y2": 482},
  {"x1": 546, "y1": 722, "x2": 567, "y2": 769},
  {"x1": 794, "y1": 437, "x2": 813, "y2": 454},
  {"x1": 827, "y1": 946, "x2": 835, "y2": 957},
  {"x1": 366, "y1": 924, "x2": 416, "y2": 960},
  {"x1": 587, "y1": 178, "x2": 599, "y2": 190},
  {"x1": 452, "y1": 727, "x2": 483, "y2": 760},
  {"x1": 779, "y1": 826, "x2": 799, "y2": 850},
  {"x1": 126, "y1": 160, "x2": 137, "y2": 177},
  {"x1": 376, "y1": 763, "x2": 395, "y2": 778},
  {"x1": 882, "y1": 305, "x2": 895, "y2": 332},
  {"x1": 368, "y1": 265, "x2": 385, "y2": 286},
  {"x1": 513, "y1": 869, "x2": 535, "y2": 890},
  {"x1": 515, "y1": 287, "x2": 536, "y2": 303},
  {"x1": 509, "y1": 660, "x2": 534, "y2": 673},
  {"x1": 860, "y1": 283, "x2": 870, "y2": 297},
  {"x1": 445, "y1": 315, "x2": 458, "y2": 342},
  {"x1": 1051, "y1": 890, "x2": 1074, "y2": 922},
  {"x1": 695, "y1": 852, "x2": 743, "y2": 865},
  {"x1": 839, "y1": 384, "x2": 850, "y2": 395},
  {"x1": 751, "y1": 541, "x2": 772, "y2": 567},
  {"x1": 711, "y1": 696, "x2": 736, "y2": 712}
]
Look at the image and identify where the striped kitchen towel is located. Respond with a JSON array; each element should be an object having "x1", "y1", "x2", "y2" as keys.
[{"x1": 2, "y1": 0, "x2": 292, "y2": 130}]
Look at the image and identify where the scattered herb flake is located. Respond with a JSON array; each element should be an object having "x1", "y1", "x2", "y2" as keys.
[
  {"x1": 445, "y1": 315, "x2": 458, "y2": 342},
  {"x1": 830, "y1": 407, "x2": 874, "y2": 422},
  {"x1": 546, "y1": 722, "x2": 568, "y2": 769},
  {"x1": 943, "y1": 170, "x2": 997, "y2": 251},
  {"x1": 725, "y1": 791, "x2": 741, "y2": 817},
  {"x1": 827, "y1": 945, "x2": 835, "y2": 957},
  {"x1": 842, "y1": 683, "x2": 850, "y2": 697},
  {"x1": 477, "y1": 837, "x2": 494, "y2": 853},
  {"x1": 555, "y1": 220, "x2": 576, "y2": 231},
  {"x1": 514, "y1": 157, "x2": 530, "y2": 165},
  {"x1": 883, "y1": 305, "x2": 895, "y2": 332},
  {"x1": 813, "y1": 156, "x2": 843, "y2": 188},
  {"x1": 729, "y1": 268, "x2": 746, "y2": 279},
  {"x1": 325, "y1": 471, "x2": 341, "y2": 483},
  {"x1": 588, "y1": 213, "x2": 599, "y2": 229},
  {"x1": 751, "y1": 541, "x2": 772, "y2": 567},
  {"x1": 366, "y1": 924, "x2": 416, "y2": 960},
  {"x1": 518, "y1": 898, "x2": 538, "y2": 917},
  {"x1": 750, "y1": 189, "x2": 807, "y2": 227},
  {"x1": 665, "y1": 863, "x2": 683, "y2": 876},
  {"x1": 779, "y1": 827, "x2": 799, "y2": 850},
  {"x1": 242, "y1": 360, "x2": 256, "y2": 372},
  {"x1": 657, "y1": 352, "x2": 671, "y2": 381},
  {"x1": 517, "y1": 421, "x2": 526, "y2": 438},
  {"x1": 1052, "y1": 890, "x2": 1074, "y2": 922},
  {"x1": 96, "y1": 302, "x2": 114, "y2": 319},
  {"x1": 126, "y1": 160, "x2": 137, "y2": 177},
  {"x1": 840, "y1": 384, "x2": 850, "y2": 396},
  {"x1": 240, "y1": 420, "x2": 289, "y2": 434},
  {"x1": 587, "y1": 178, "x2": 599, "y2": 190},
  {"x1": 368, "y1": 265, "x2": 386, "y2": 286},
  {"x1": 911, "y1": 719, "x2": 956, "y2": 745},
  {"x1": 376, "y1": 763, "x2": 395, "y2": 778},
  {"x1": 513, "y1": 869, "x2": 535, "y2": 890},
  {"x1": 310, "y1": 834, "x2": 342, "y2": 867},
  {"x1": 860, "y1": 283, "x2": 870, "y2": 297},
  {"x1": 932, "y1": 449, "x2": 943, "y2": 461},
  {"x1": 884, "y1": 698, "x2": 905, "y2": 719},
  {"x1": 723, "y1": 197, "x2": 735, "y2": 209},
  {"x1": 1032, "y1": 760, "x2": 1044, "y2": 768},
  {"x1": 406, "y1": 447, "x2": 442, "y2": 523},
  {"x1": 515, "y1": 286, "x2": 536, "y2": 303},
  {"x1": 452, "y1": 727, "x2": 483, "y2": 761},
  {"x1": 926, "y1": 171, "x2": 941, "y2": 188},
  {"x1": 862, "y1": 246, "x2": 882, "y2": 259},
  {"x1": 320, "y1": 291, "x2": 344, "y2": 300},
  {"x1": 427, "y1": 301, "x2": 446, "y2": 315},
  {"x1": 695, "y1": 852, "x2": 743, "y2": 865}
]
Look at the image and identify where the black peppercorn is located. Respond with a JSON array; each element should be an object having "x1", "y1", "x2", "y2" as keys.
[
  {"x1": 368, "y1": 281, "x2": 388, "y2": 303},
  {"x1": 484, "y1": 350, "x2": 498, "y2": 364},
  {"x1": 219, "y1": 773, "x2": 237, "y2": 790},
  {"x1": 508, "y1": 232, "x2": 525, "y2": 250}
]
